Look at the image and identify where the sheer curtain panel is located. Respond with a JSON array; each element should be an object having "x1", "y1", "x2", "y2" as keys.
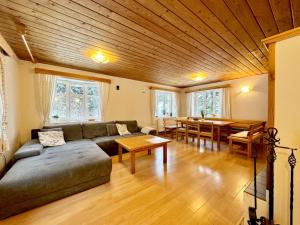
[
  {"x1": 0, "y1": 52, "x2": 8, "y2": 152},
  {"x1": 221, "y1": 87, "x2": 232, "y2": 119},
  {"x1": 35, "y1": 73, "x2": 56, "y2": 125},
  {"x1": 99, "y1": 82, "x2": 110, "y2": 121}
]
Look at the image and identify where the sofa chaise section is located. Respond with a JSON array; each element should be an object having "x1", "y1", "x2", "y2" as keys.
[{"x1": 0, "y1": 139, "x2": 112, "y2": 219}]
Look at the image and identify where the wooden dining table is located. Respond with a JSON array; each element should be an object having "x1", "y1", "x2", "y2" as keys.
[{"x1": 176, "y1": 119, "x2": 235, "y2": 150}]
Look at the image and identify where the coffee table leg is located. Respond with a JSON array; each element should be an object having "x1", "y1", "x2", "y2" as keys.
[
  {"x1": 118, "y1": 144, "x2": 122, "y2": 162},
  {"x1": 163, "y1": 144, "x2": 167, "y2": 163},
  {"x1": 148, "y1": 149, "x2": 151, "y2": 155},
  {"x1": 131, "y1": 151, "x2": 135, "y2": 174}
]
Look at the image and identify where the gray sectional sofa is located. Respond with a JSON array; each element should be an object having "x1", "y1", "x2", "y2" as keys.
[{"x1": 0, "y1": 120, "x2": 154, "y2": 219}]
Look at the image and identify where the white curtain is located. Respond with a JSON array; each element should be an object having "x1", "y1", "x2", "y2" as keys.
[
  {"x1": 99, "y1": 82, "x2": 110, "y2": 121},
  {"x1": 150, "y1": 89, "x2": 157, "y2": 126},
  {"x1": 173, "y1": 92, "x2": 180, "y2": 117},
  {"x1": 186, "y1": 92, "x2": 193, "y2": 117},
  {"x1": 0, "y1": 52, "x2": 8, "y2": 152},
  {"x1": 35, "y1": 74, "x2": 56, "y2": 125},
  {"x1": 221, "y1": 87, "x2": 232, "y2": 119}
]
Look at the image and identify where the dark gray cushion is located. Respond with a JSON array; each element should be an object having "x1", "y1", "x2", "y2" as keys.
[
  {"x1": 106, "y1": 124, "x2": 119, "y2": 136},
  {"x1": 116, "y1": 120, "x2": 139, "y2": 133},
  {"x1": 93, "y1": 135, "x2": 119, "y2": 153},
  {"x1": 13, "y1": 139, "x2": 44, "y2": 161},
  {"x1": 93, "y1": 132, "x2": 145, "y2": 156},
  {"x1": 0, "y1": 139, "x2": 111, "y2": 219},
  {"x1": 43, "y1": 124, "x2": 83, "y2": 141},
  {"x1": 82, "y1": 122, "x2": 114, "y2": 139}
]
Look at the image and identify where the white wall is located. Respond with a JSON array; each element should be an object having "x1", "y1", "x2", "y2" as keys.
[
  {"x1": 19, "y1": 60, "x2": 179, "y2": 143},
  {"x1": 0, "y1": 34, "x2": 20, "y2": 171},
  {"x1": 274, "y1": 34, "x2": 300, "y2": 225},
  {"x1": 181, "y1": 75, "x2": 268, "y2": 121}
]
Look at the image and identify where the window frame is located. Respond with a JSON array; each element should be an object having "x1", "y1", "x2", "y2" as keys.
[
  {"x1": 192, "y1": 89, "x2": 223, "y2": 118},
  {"x1": 50, "y1": 77, "x2": 101, "y2": 123},
  {"x1": 155, "y1": 90, "x2": 176, "y2": 118}
]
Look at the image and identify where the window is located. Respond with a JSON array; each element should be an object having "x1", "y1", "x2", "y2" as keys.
[
  {"x1": 155, "y1": 90, "x2": 177, "y2": 117},
  {"x1": 50, "y1": 78, "x2": 100, "y2": 122},
  {"x1": 192, "y1": 89, "x2": 222, "y2": 117}
]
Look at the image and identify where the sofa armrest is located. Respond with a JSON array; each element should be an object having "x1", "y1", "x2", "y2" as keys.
[
  {"x1": 139, "y1": 126, "x2": 157, "y2": 135},
  {"x1": 13, "y1": 139, "x2": 44, "y2": 162}
]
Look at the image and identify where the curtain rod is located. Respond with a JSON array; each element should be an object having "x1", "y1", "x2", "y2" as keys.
[
  {"x1": 185, "y1": 84, "x2": 231, "y2": 93},
  {"x1": 35, "y1": 68, "x2": 111, "y2": 83},
  {"x1": 149, "y1": 86, "x2": 180, "y2": 93}
]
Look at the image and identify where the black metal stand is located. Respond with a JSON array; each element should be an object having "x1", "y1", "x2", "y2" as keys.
[
  {"x1": 265, "y1": 128, "x2": 279, "y2": 222},
  {"x1": 264, "y1": 128, "x2": 297, "y2": 225},
  {"x1": 248, "y1": 127, "x2": 296, "y2": 225},
  {"x1": 288, "y1": 149, "x2": 296, "y2": 225}
]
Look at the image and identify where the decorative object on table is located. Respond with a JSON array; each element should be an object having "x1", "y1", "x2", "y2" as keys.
[
  {"x1": 201, "y1": 110, "x2": 205, "y2": 120},
  {"x1": 248, "y1": 127, "x2": 297, "y2": 225}
]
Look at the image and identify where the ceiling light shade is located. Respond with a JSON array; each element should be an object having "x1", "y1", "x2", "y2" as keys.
[
  {"x1": 241, "y1": 86, "x2": 250, "y2": 93},
  {"x1": 91, "y1": 51, "x2": 109, "y2": 64},
  {"x1": 191, "y1": 72, "x2": 208, "y2": 81}
]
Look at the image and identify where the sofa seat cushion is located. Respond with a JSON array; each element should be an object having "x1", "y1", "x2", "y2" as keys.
[
  {"x1": 0, "y1": 139, "x2": 112, "y2": 219},
  {"x1": 93, "y1": 132, "x2": 145, "y2": 156}
]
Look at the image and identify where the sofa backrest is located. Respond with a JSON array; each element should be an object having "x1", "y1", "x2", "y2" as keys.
[
  {"x1": 31, "y1": 120, "x2": 140, "y2": 141},
  {"x1": 115, "y1": 120, "x2": 139, "y2": 133},
  {"x1": 82, "y1": 121, "x2": 114, "y2": 139},
  {"x1": 43, "y1": 123, "x2": 83, "y2": 141}
]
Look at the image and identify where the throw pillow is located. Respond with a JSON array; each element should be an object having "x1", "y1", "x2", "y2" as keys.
[
  {"x1": 116, "y1": 124, "x2": 131, "y2": 136},
  {"x1": 38, "y1": 131, "x2": 66, "y2": 147}
]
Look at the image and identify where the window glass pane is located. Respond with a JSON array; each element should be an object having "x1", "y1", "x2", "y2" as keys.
[
  {"x1": 88, "y1": 86, "x2": 99, "y2": 96},
  {"x1": 70, "y1": 85, "x2": 84, "y2": 95},
  {"x1": 51, "y1": 82, "x2": 67, "y2": 121},
  {"x1": 87, "y1": 96, "x2": 99, "y2": 118}
]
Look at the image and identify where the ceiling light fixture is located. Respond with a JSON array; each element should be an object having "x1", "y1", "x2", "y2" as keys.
[
  {"x1": 191, "y1": 72, "x2": 208, "y2": 81},
  {"x1": 91, "y1": 51, "x2": 109, "y2": 64}
]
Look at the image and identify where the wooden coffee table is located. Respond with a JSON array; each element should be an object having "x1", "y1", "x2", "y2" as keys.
[{"x1": 116, "y1": 135, "x2": 171, "y2": 174}]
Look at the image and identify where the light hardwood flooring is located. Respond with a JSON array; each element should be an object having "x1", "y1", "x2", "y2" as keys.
[{"x1": 1, "y1": 139, "x2": 265, "y2": 225}]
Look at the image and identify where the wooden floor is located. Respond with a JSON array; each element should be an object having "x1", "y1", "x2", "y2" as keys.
[{"x1": 1, "y1": 139, "x2": 265, "y2": 225}]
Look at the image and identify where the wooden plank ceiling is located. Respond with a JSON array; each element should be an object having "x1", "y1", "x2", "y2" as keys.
[{"x1": 0, "y1": 0, "x2": 299, "y2": 87}]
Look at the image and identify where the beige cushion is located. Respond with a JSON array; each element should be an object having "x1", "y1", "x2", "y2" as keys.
[
  {"x1": 231, "y1": 131, "x2": 249, "y2": 138},
  {"x1": 116, "y1": 124, "x2": 131, "y2": 136},
  {"x1": 38, "y1": 131, "x2": 66, "y2": 147}
]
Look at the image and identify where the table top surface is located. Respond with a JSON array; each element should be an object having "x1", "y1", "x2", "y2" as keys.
[
  {"x1": 116, "y1": 135, "x2": 171, "y2": 151},
  {"x1": 176, "y1": 119, "x2": 234, "y2": 126}
]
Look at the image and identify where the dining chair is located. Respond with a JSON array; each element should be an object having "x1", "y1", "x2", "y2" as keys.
[
  {"x1": 176, "y1": 120, "x2": 187, "y2": 141},
  {"x1": 163, "y1": 118, "x2": 177, "y2": 138},
  {"x1": 187, "y1": 121, "x2": 200, "y2": 146},
  {"x1": 199, "y1": 122, "x2": 214, "y2": 150},
  {"x1": 228, "y1": 122, "x2": 266, "y2": 157}
]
